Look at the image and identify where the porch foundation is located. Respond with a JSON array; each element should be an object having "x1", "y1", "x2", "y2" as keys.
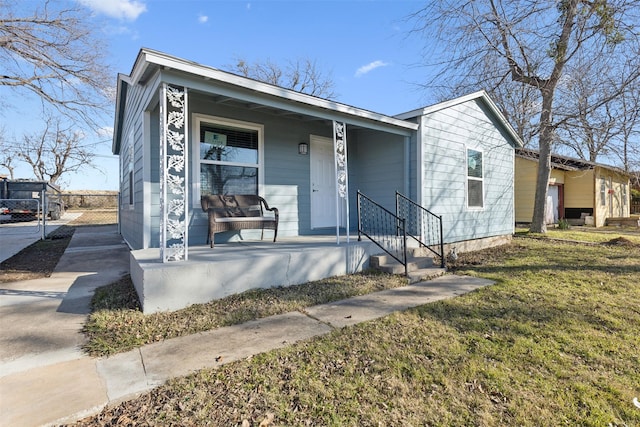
[
  {"x1": 442, "y1": 234, "x2": 513, "y2": 256},
  {"x1": 130, "y1": 237, "x2": 379, "y2": 314}
]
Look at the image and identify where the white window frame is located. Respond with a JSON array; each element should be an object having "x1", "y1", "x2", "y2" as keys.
[
  {"x1": 192, "y1": 113, "x2": 264, "y2": 207},
  {"x1": 600, "y1": 177, "x2": 606, "y2": 206},
  {"x1": 466, "y1": 147, "x2": 484, "y2": 210}
]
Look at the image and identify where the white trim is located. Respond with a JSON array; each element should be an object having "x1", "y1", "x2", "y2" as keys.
[
  {"x1": 417, "y1": 119, "x2": 424, "y2": 207},
  {"x1": 191, "y1": 113, "x2": 264, "y2": 207},
  {"x1": 143, "y1": 111, "x2": 152, "y2": 248},
  {"x1": 466, "y1": 147, "x2": 485, "y2": 210},
  {"x1": 131, "y1": 49, "x2": 418, "y2": 131},
  {"x1": 127, "y1": 132, "x2": 135, "y2": 210},
  {"x1": 396, "y1": 90, "x2": 523, "y2": 148}
]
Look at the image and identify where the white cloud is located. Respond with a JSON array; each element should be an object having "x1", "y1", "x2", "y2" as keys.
[
  {"x1": 77, "y1": 0, "x2": 147, "y2": 21},
  {"x1": 355, "y1": 60, "x2": 390, "y2": 77},
  {"x1": 198, "y1": 14, "x2": 208, "y2": 24},
  {"x1": 97, "y1": 126, "x2": 114, "y2": 138}
]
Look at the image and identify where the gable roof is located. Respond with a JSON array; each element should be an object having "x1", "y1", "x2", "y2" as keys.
[
  {"x1": 113, "y1": 48, "x2": 418, "y2": 154},
  {"x1": 516, "y1": 147, "x2": 629, "y2": 175},
  {"x1": 394, "y1": 90, "x2": 524, "y2": 148}
]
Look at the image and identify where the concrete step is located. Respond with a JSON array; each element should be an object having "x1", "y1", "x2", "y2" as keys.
[
  {"x1": 370, "y1": 253, "x2": 435, "y2": 275},
  {"x1": 370, "y1": 247, "x2": 438, "y2": 268}
]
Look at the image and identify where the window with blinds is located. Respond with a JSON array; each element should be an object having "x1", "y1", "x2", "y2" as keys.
[{"x1": 196, "y1": 116, "x2": 261, "y2": 197}]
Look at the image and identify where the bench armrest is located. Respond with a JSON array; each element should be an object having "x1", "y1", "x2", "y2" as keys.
[{"x1": 258, "y1": 196, "x2": 279, "y2": 219}]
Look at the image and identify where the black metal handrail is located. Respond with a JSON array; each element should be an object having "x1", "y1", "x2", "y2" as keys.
[
  {"x1": 357, "y1": 191, "x2": 408, "y2": 276},
  {"x1": 396, "y1": 192, "x2": 445, "y2": 268}
]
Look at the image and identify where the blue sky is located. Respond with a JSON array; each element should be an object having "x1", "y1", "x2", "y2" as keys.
[{"x1": 3, "y1": 0, "x2": 435, "y2": 190}]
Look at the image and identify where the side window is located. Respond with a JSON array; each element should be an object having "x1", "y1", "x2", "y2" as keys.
[
  {"x1": 467, "y1": 148, "x2": 484, "y2": 208},
  {"x1": 195, "y1": 115, "x2": 262, "y2": 198},
  {"x1": 600, "y1": 178, "x2": 606, "y2": 206}
]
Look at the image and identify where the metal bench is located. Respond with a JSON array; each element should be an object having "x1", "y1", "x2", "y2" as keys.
[{"x1": 200, "y1": 194, "x2": 279, "y2": 248}]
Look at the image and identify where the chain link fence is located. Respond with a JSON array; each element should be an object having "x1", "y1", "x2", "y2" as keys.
[
  {"x1": 48, "y1": 193, "x2": 119, "y2": 238},
  {"x1": 0, "y1": 193, "x2": 119, "y2": 239}
]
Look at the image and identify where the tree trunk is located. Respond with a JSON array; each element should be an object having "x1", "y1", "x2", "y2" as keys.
[{"x1": 530, "y1": 92, "x2": 555, "y2": 233}]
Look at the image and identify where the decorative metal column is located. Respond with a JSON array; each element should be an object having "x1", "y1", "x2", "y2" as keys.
[
  {"x1": 333, "y1": 121, "x2": 349, "y2": 244},
  {"x1": 159, "y1": 84, "x2": 188, "y2": 262}
]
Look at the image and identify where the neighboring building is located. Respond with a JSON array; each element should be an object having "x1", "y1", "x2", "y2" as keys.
[
  {"x1": 515, "y1": 148, "x2": 631, "y2": 227},
  {"x1": 112, "y1": 48, "x2": 522, "y2": 312}
]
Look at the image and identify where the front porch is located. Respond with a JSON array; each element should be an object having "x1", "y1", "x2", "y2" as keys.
[{"x1": 130, "y1": 236, "x2": 380, "y2": 314}]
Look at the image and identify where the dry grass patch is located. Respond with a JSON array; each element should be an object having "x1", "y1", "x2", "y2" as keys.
[
  {"x1": 517, "y1": 226, "x2": 640, "y2": 244},
  {"x1": 83, "y1": 271, "x2": 407, "y2": 356},
  {"x1": 73, "y1": 236, "x2": 640, "y2": 426},
  {"x1": 0, "y1": 227, "x2": 73, "y2": 283},
  {"x1": 67, "y1": 209, "x2": 118, "y2": 225}
]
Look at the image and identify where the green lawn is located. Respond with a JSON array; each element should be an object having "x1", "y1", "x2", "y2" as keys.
[{"x1": 75, "y1": 232, "x2": 640, "y2": 426}]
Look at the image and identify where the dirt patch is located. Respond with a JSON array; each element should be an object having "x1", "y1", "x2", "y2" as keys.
[
  {"x1": 0, "y1": 226, "x2": 74, "y2": 283},
  {"x1": 604, "y1": 236, "x2": 638, "y2": 247},
  {"x1": 447, "y1": 242, "x2": 528, "y2": 271}
]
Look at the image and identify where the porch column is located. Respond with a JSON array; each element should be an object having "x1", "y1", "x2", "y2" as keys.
[
  {"x1": 333, "y1": 120, "x2": 349, "y2": 243},
  {"x1": 159, "y1": 83, "x2": 189, "y2": 262}
]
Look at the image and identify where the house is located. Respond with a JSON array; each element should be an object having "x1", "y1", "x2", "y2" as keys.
[
  {"x1": 395, "y1": 93, "x2": 522, "y2": 253},
  {"x1": 515, "y1": 148, "x2": 632, "y2": 226},
  {"x1": 113, "y1": 48, "x2": 522, "y2": 313}
]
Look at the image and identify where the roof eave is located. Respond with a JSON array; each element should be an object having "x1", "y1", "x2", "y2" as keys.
[
  {"x1": 112, "y1": 74, "x2": 130, "y2": 155},
  {"x1": 131, "y1": 48, "x2": 418, "y2": 133}
]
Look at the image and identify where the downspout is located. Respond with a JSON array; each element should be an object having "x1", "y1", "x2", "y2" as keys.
[
  {"x1": 404, "y1": 135, "x2": 410, "y2": 197},
  {"x1": 416, "y1": 119, "x2": 423, "y2": 207}
]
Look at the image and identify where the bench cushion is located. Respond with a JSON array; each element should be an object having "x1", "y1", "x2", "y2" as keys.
[
  {"x1": 215, "y1": 216, "x2": 276, "y2": 223},
  {"x1": 201, "y1": 194, "x2": 279, "y2": 247}
]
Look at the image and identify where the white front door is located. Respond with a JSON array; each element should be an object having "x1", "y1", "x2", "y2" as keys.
[{"x1": 310, "y1": 135, "x2": 336, "y2": 228}]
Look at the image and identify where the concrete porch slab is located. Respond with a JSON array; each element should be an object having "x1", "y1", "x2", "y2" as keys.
[{"x1": 130, "y1": 236, "x2": 381, "y2": 314}]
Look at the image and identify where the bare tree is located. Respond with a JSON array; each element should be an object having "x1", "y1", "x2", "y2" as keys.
[
  {"x1": 0, "y1": 126, "x2": 17, "y2": 179},
  {"x1": 17, "y1": 116, "x2": 96, "y2": 186},
  {"x1": 488, "y1": 81, "x2": 541, "y2": 148},
  {"x1": 611, "y1": 81, "x2": 640, "y2": 173},
  {"x1": 411, "y1": 0, "x2": 640, "y2": 232},
  {"x1": 0, "y1": 0, "x2": 113, "y2": 130},
  {"x1": 440, "y1": 75, "x2": 542, "y2": 148},
  {"x1": 558, "y1": 70, "x2": 619, "y2": 162},
  {"x1": 227, "y1": 57, "x2": 337, "y2": 99}
]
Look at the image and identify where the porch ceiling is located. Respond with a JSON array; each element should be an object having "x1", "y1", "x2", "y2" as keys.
[{"x1": 191, "y1": 89, "x2": 353, "y2": 129}]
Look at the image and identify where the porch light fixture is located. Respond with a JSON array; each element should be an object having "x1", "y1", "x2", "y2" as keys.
[{"x1": 298, "y1": 142, "x2": 309, "y2": 155}]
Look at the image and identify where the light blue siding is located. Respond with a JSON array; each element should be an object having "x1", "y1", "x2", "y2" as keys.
[
  {"x1": 352, "y1": 130, "x2": 406, "y2": 212},
  {"x1": 419, "y1": 99, "x2": 515, "y2": 243},
  {"x1": 117, "y1": 71, "x2": 161, "y2": 249}
]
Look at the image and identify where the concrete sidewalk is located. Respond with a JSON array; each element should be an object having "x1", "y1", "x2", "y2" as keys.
[{"x1": 0, "y1": 228, "x2": 493, "y2": 426}]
